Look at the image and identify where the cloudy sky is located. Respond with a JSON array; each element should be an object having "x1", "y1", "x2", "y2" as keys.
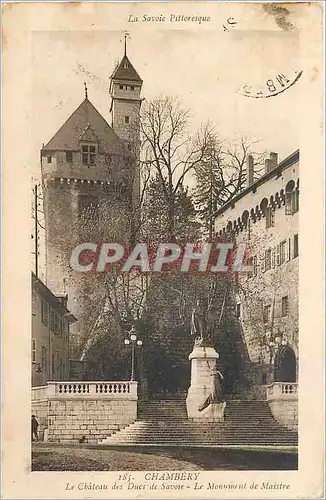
[{"x1": 31, "y1": 4, "x2": 303, "y2": 182}]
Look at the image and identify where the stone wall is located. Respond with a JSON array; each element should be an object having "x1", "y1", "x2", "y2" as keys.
[
  {"x1": 32, "y1": 381, "x2": 138, "y2": 444},
  {"x1": 214, "y1": 155, "x2": 299, "y2": 365},
  {"x1": 47, "y1": 398, "x2": 137, "y2": 444},
  {"x1": 31, "y1": 399, "x2": 49, "y2": 440},
  {"x1": 268, "y1": 399, "x2": 298, "y2": 431},
  {"x1": 266, "y1": 382, "x2": 298, "y2": 430}
]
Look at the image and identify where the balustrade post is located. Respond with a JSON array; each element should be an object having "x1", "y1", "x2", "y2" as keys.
[
  {"x1": 46, "y1": 381, "x2": 56, "y2": 397},
  {"x1": 129, "y1": 381, "x2": 138, "y2": 399}
]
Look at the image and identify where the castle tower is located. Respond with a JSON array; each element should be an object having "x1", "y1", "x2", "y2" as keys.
[
  {"x1": 109, "y1": 46, "x2": 143, "y2": 145},
  {"x1": 109, "y1": 45, "x2": 143, "y2": 212},
  {"x1": 40, "y1": 51, "x2": 143, "y2": 361}
]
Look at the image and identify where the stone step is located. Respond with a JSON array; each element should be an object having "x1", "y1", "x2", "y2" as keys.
[
  {"x1": 100, "y1": 399, "x2": 297, "y2": 447},
  {"x1": 109, "y1": 424, "x2": 295, "y2": 432},
  {"x1": 104, "y1": 438, "x2": 298, "y2": 445},
  {"x1": 109, "y1": 432, "x2": 296, "y2": 439}
]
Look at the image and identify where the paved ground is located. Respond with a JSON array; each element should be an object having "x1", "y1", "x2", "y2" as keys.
[
  {"x1": 32, "y1": 443, "x2": 298, "y2": 471},
  {"x1": 32, "y1": 444, "x2": 202, "y2": 471}
]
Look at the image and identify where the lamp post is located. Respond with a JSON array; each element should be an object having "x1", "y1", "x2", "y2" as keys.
[{"x1": 124, "y1": 326, "x2": 143, "y2": 381}]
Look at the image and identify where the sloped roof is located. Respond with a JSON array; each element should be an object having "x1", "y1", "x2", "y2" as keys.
[
  {"x1": 78, "y1": 123, "x2": 99, "y2": 142},
  {"x1": 214, "y1": 149, "x2": 299, "y2": 217},
  {"x1": 111, "y1": 55, "x2": 142, "y2": 83},
  {"x1": 32, "y1": 272, "x2": 77, "y2": 323},
  {"x1": 42, "y1": 98, "x2": 121, "y2": 152}
]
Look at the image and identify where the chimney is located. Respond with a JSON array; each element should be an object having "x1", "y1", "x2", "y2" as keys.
[
  {"x1": 246, "y1": 154, "x2": 254, "y2": 187},
  {"x1": 270, "y1": 152, "x2": 278, "y2": 169},
  {"x1": 265, "y1": 158, "x2": 273, "y2": 173}
]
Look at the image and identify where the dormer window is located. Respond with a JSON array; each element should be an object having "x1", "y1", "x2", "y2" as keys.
[
  {"x1": 81, "y1": 144, "x2": 96, "y2": 165},
  {"x1": 47, "y1": 156, "x2": 52, "y2": 163},
  {"x1": 130, "y1": 85, "x2": 134, "y2": 90},
  {"x1": 123, "y1": 62, "x2": 129, "y2": 68},
  {"x1": 119, "y1": 84, "x2": 123, "y2": 90}
]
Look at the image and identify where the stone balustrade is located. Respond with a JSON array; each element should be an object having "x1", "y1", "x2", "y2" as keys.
[
  {"x1": 32, "y1": 380, "x2": 138, "y2": 401},
  {"x1": 266, "y1": 382, "x2": 298, "y2": 431},
  {"x1": 31, "y1": 380, "x2": 138, "y2": 444},
  {"x1": 266, "y1": 382, "x2": 298, "y2": 400}
]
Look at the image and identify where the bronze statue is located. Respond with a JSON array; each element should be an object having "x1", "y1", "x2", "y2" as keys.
[
  {"x1": 190, "y1": 298, "x2": 225, "y2": 410},
  {"x1": 190, "y1": 299, "x2": 212, "y2": 347}
]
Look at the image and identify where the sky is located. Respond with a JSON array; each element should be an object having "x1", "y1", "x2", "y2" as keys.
[{"x1": 31, "y1": 9, "x2": 302, "y2": 183}]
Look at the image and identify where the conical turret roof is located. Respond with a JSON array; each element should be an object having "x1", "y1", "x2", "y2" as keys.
[{"x1": 111, "y1": 55, "x2": 143, "y2": 83}]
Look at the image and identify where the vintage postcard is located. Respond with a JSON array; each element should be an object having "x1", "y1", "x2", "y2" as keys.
[{"x1": 2, "y1": 1, "x2": 324, "y2": 499}]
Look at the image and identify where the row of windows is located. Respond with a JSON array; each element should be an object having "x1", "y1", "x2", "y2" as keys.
[
  {"x1": 47, "y1": 144, "x2": 98, "y2": 166},
  {"x1": 119, "y1": 84, "x2": 135, "y2": 91},
  {"x1": 41, "y1": 300, "x2": 69, "y2": 338},
  {"x1": 265, "y1": 190, "x2": 299, "y2": 229},
  {"x1": 235, "y1": 295, "x2": 289, "y2": 321},
  {"x1": 264, "y1": 235, "x2": 298, "y2": 271},
  {"x1": 247, "y1": 234, "x2": 298, "y2": 277},
  {"x1": 32, "y1": 340, "x2": 48, "y2": 368},
  {"x1": 222, "y1": 182, "x2": 299, "y2": 237},
  {"x1": 32, "y1": 339, "x2": 66, "y2": 376},
  {"x1": 47, "y1": 135, "x2": 130, "y2": 166}
]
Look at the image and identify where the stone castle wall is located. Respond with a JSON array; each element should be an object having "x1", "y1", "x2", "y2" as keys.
[{"x1": 47, "y1": 399, "x2": 137, "y2": 444}]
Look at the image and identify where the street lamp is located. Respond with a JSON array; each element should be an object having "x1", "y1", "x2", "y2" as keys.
[{"x1": 124, "y1": 326, "x2": 143, "y2": 381}]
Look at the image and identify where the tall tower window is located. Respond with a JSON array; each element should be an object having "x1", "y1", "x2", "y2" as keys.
[
  {"x1": 32, "y1": 338, "x2": 36, "y2": 363},
  {"x1": 41, "y1": 346, "x2": 47, "y2": 371},
  {"x1": 124, "y1": 116, "x2": 130, "y2": 124},
  {"x1": 266, "y1": 207, "x2": 275, "y2": 228},
  {"x1": 265, "y1": 249, "x2": 272, "y2": 271},
  {"x1": 263, "y1": 304, "x2": 271, "y2": 323},
  {"x1": 281, "y1": 296, "x2": 289, "y2": 316},
  {"x1": 81, "y1": 144, "x2": 96, "y2": 165},
  {"x1": 66, "y1": 151, "x2": 73, "y2": 162},
  {"x1": 293, "y1": 234, "x2": 299, "y2": 258},
  {"x1": 279, "y1": 240, "x2": 286, "y2": 264}
]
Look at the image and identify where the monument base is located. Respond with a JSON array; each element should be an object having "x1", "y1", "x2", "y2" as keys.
[
  {"x1": 187, "y1": 398, "x2": 226, "y2": 422},
  {"x1": 186, "y1": 345, "x2": 226, "y2": 422}
]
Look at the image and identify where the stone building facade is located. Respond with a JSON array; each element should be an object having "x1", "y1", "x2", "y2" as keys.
[
  {"x1": 32, "y1": 272, "x2": 77, "y2": 387},
  {"x1": 40, "y1": 51, "x2": 142, "y2": 356},
  {"x1": 215, "y1": 150, "x2": 299, "y2": 388}
]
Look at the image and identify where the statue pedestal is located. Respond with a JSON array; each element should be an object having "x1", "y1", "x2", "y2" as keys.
[{"x1": 186, "y1": 346, "x2": 226, "y2": 422}]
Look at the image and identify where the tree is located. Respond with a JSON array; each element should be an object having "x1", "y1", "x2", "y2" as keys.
[
  {"x1": 141, "y1": 174, "x2": 200, "y2": 244},
  {"x1": 140, "y1": 96, "x2": 211, "y2": 238},
  {"x1": 193, "y1": 133, "x2": 266, "y2": 238}
]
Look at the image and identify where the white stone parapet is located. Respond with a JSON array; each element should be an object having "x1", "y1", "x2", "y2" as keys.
[
  {"x1": 266, "y1": 382, "x2": 298, "y2": 401},
  {"x1": 266, "y1": 382, "x2": 298, "y2": 431},
  {"x1": 32, "y1": 381, "x2": 138, "y2": 400},
  {"x1": 31, "y1": 380, "x2": 139, "y2": 444}
]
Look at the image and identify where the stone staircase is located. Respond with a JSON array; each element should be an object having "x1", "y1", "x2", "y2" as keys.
[{"x1": 100, "y1": 399, "x2": 298, "y2": 447}]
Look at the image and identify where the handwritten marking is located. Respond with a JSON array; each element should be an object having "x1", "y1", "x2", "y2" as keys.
[{"x1": 223, "y1": 17, "x2": 237, "y2": 31}]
